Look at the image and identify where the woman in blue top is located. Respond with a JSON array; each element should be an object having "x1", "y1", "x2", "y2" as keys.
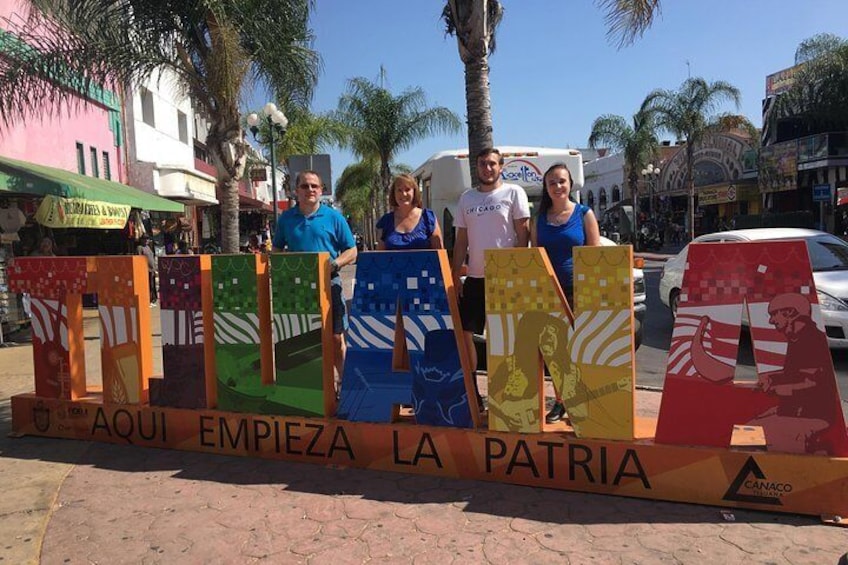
[
  {"x1": 376, "y1": 174, "x2": 443, "y2": 250},
  {"x1": 531, "y1": 163, "x2": 600, "y2": 424}
]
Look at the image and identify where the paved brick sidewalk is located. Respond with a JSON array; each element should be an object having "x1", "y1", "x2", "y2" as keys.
[{"x1": 2, "y1": 299, "x2": 848, "y2": 563}]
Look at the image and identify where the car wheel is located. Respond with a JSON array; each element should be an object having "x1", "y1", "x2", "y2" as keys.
[{"x1": 670, "y1": 289, "x2": 680, "y2": 320}]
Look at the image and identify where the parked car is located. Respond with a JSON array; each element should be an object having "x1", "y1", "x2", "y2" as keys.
[
  {"x1": 473, "y1": 236, "x2": 646, "y2": 370},
  {"x1": 659, "y1": 228, "x2": 848, "y2": 348}
]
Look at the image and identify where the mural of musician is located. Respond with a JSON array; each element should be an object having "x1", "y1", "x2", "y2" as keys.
[
  {"x1": 656, "y1": 241, "x2": 848, "y2": 456},
  {"x1": 749, "y1": 293, "x2": 846, "y2": 454}
]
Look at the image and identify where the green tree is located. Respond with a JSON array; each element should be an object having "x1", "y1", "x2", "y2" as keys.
[
  {"x1": 0, "y1": 0, "x2": 320, "y2": 253},
  {"x1": 335, "y1": 75, "x2": 460, "y2": 219},
  {"x1": 795, "y1": 32, "x2": 846, "y2": 64},
  {"x1": 770, "y1": 35, "x2": 848, "y2": 139},
  {"x1": 335, "y1": 159, "x2": 380, "y2": 249},
  {"x1": 442, "y1": 0, "x2": 503, "y2": 185},
  {"x1": 644, "y1": 77, "x2": 741, "y2": 240},
  {"x1": 588, "y1": 100, "x2": 659, "y2": 241}
]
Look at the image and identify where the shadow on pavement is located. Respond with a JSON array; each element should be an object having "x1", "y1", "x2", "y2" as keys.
[{"x1": 0, "y1": 408, "x2": 827, "y2": 529}]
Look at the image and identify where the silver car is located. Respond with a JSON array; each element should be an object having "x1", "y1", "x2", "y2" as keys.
[{"x1": 659, "y1": 228, "x2": 848, "y2": 348}]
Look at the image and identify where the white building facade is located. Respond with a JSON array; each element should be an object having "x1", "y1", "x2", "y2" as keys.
[{"x1": 582, "y1": 152, "x2": 625, "y2": 215}]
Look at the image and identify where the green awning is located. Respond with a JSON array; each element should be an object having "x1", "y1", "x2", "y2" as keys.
[{"x1": 0, "y1": 155, "x2": 184, "y2": 213}]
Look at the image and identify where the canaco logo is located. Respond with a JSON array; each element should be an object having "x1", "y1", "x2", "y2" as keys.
[
  {"x1": 723, "y1": 456, "x2": 791, "y2": 506},
  {"x1": 501, "y1": 159, "x2": 544, "y2": 185}
]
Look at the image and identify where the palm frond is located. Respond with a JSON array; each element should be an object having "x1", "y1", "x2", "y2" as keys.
[{"x1": 596, "y1": 0, "x2": 661, "y2": 49}]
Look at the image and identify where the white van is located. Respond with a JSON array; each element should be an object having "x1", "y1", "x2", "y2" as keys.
[
  {"x1": 412, "y1": 147, "x2": 645, "y2": 353},
  {"x1": 412, "y1": 146, "x2": 585, "y2": 251}
]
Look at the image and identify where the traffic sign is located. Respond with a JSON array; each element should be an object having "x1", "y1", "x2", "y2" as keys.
[{"x1": 813, "y1": 184, "x2": 831, "y2": 202}]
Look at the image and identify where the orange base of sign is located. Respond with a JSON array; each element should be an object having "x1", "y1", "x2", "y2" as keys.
[{"x1": 11, "y1": 393, "x2": 848, "y2": 521}]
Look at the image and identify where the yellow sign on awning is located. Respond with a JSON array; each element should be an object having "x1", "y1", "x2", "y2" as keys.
[{"x1": 35, "y1": 195, "x2": 131, "y2": 229}]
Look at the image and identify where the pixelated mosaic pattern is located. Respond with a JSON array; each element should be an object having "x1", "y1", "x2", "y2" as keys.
[
  {"x1": 96, "y1": 256, "x2": 147, "y2": 304},
  {"x1": 270, "y1": 253, "x2": 320, "y2": 314},
  {"x1": 8, "y1": 257, "x2": 91, "y2": 298},
  {"x1": 484, "y1": 249, "x2": 560, "y2": 314},
  {"x1": 657, "y1": 241, "x2": 848, "y2": 456},
  {"x1": 571, "y1": 245, "x2": 635, "y2": 440},
  {"x1": 339, "y1": 251, "x2": 470, "y2": 425},
  {"x1": 151, "y1": 256, "x2": 208, "y2": 409},
  {"x1": 211, "y1": 255, "x2": 259, "y2": 313},
  {"x1": 159, "y1": 256, "x2": 202, "y2": 311},
  {"x1": 269, "y1": 253, "x2": 327, "y2": 417}
]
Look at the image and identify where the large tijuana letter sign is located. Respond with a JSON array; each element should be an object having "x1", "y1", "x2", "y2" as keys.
[{"x1": 8, "y1": 244, "x2": 848, "y2": 521}]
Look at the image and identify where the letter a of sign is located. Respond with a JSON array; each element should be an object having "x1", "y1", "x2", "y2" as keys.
[{"x1": 656, "y1": 241, "x2": 848, "y2": 456}]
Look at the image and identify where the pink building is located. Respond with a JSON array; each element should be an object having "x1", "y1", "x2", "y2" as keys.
[{"x1": 0, "y1": 0, "x2": 124, "y2": 182}]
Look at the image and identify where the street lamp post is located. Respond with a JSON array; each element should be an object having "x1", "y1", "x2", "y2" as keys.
[
  {"x1": 641, "y1": 163, "x2": 661, "y2": 217},
  {"x1": 246, "y1": 103, "x2": 288, "y2": 233}
]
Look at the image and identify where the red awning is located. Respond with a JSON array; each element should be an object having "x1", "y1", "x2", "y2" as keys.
[{"x1": 238, "y1": 193, "x2": 272, "y2": 213}]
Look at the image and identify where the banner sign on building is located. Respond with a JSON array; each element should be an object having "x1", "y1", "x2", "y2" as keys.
[
  {"x1": 758, "y1": 142, "x2": 798, "y2": 193},
  {"x1": 35, "y1": 195, "x2": 131, "y2": 229},
  {"x1": 765, "y1": 64, "x2": 803, "y2": 97}
]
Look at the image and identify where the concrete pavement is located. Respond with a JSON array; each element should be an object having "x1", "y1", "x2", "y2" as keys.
[{"x1": 2, "y1": 298, "x2": 848, "y2": 564}]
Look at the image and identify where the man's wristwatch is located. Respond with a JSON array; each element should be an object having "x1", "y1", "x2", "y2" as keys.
[{"x1": 330, "y1": 259, "x2": 340, "y2": 275}]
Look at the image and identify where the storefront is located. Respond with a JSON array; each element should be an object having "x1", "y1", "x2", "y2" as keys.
[
  {"x1": 0, "y1": 155, "x2": 182, "y2": 331},
  {"x1": 656, "y1": 133, "x2": 759, "y2": 236}
]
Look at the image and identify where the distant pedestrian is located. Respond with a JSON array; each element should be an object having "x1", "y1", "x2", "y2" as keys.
[
  {"x1": 137, "y1": 235, "x2": 157, "y2": 304},
  {"x1": 30, "y1": 236, "x2": 56, "y2": 257}
]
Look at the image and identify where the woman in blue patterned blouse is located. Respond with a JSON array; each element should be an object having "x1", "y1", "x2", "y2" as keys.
[{"x1": 376, "y1": 174, "x2": 443, "y2": 250}]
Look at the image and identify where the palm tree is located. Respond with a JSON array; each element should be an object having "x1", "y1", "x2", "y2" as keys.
[
  {"x1": 442, "y1": 0, "x2": 503, "y2": 185},
  {"x1": 644, "y1": 78, "x2": 741, "y2": 240},
  {"x1": 335, "y1": 159, "x2": 380, "y2": 250},
  {"x1": 442, "y1": 0, "x2": 662, "y2": 186},
  {"x1": 596, "y1": 0, "x2": 662, "y2": 48},
  {"x1": 335, "y1": 158, "x2": 411, "y2": 250},
  {"x1": 588, "y1": 99, "x2": 659, "y2": 243},
  {"x1": 770, "y1": 35, "x2": 848, "y2": 139},
  {"x1": 0, "y1": 0, "x2": 320, "y2": 253},
  {"x1": 335, "y1": 75, "x2": 460, "y2": 218}
]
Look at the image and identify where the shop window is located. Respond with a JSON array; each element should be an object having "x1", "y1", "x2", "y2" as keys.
[
  {"x1": 612, "y1": 185, "x2": 620, "y2": 202},
  {"x1": 90, "y1": 147, "x2": 99, "y2": 178},
  {"x1": 76, "y1": 142, "x2": 85, "y2": 175},
  {"x1": 599, "y1": 187, "x2": 608, "y2": 212},
  {"x1": 140, "y1": 87, "x2": 155, "y2": 127},
  {"x1": 177, "y1": 110, "x2": 189, "y2": 144},
  {"x1": 102, "y1": 151, "x2": 111, "y2": 180},
  {"x1": 587, "y1": 191, "x2": 595, "y2": 210}
]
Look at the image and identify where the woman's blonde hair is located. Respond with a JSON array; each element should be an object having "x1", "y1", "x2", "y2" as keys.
[{"x1": 389, "y1": 174, "x2": 422, "y2": 208}]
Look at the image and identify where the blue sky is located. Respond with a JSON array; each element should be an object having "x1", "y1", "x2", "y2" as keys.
[{"x1": 250, "y1": 1, "x2": 844, "y2": 190}]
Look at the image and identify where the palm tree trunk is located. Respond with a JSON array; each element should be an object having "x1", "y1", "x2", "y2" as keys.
[
  {"x1": 207, "y1": 121, "x2": 248, "y2": 253},
  {"x1": 465, "y1": 55, "x2": 494, "y2": 187},
  {"x1": 380, "y1": 157, "x2": 392, "y2": 215}
]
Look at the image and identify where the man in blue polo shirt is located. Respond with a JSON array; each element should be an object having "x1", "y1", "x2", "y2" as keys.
[{"x1": 273, "y1": 170, "x2": 358, "y2": 388}]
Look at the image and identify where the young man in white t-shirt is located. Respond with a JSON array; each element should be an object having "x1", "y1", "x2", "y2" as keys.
[{"x1": 451, "y1": 148, "x2": 531, "y2": 407}]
